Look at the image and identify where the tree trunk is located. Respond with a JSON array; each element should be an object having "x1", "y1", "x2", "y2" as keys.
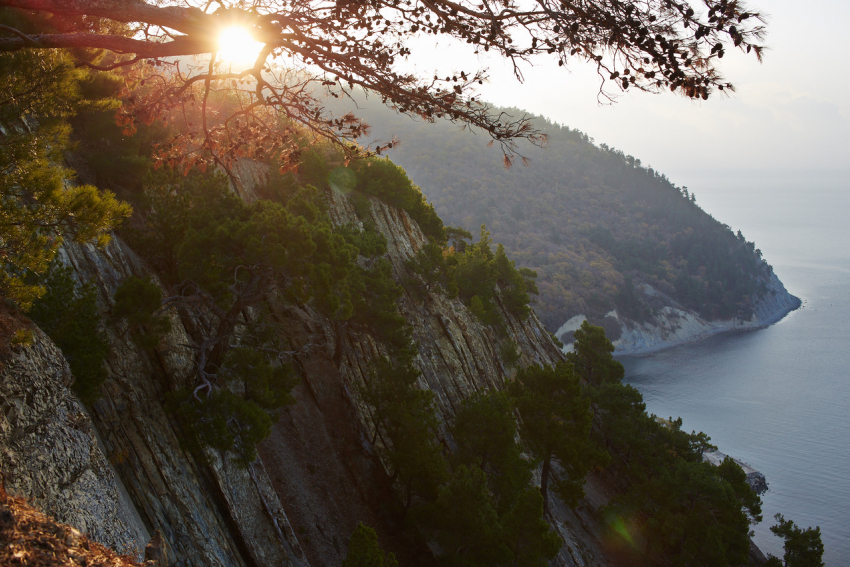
[{"x1": 541, "y1": 455, "x2": 551, "y2": 515}]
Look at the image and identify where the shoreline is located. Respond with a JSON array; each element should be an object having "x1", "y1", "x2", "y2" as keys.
[{"x1": 614, "y1": 294, "x2": 802, "y2": 358}]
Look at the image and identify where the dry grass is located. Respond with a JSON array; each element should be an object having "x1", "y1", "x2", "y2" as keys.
[{"x1": 0, "y1": 487, "x2": 141, "y2": 567}]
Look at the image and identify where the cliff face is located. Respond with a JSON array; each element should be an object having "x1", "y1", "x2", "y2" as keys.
[
  {"x1": 556, "y1": 271, "x2": 801, "y2": 356},
  {"x1": 257, "y1": 187, "x2": 608, "y2": 567},
  {"x1": 0, "y1": 327, "x2": 147, "y2": 557},
  {"x1": 3, "y1": 164, "x2": 612, "y2": 567},
  {"x1": 59, "y1": 236, "x2": 307, "y2": 567}
]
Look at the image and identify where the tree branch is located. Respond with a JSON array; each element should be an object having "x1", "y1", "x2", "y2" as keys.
[{"x1": 0, "y1": 32, "x2": 212, "y2": 55}]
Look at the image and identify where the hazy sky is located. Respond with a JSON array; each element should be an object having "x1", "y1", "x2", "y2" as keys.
[{"x1": 403, "y1": 0, "x2": 849, "y2": 193}]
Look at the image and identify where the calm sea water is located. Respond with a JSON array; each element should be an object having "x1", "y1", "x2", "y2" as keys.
[{"x1": 620, "y1": 182, "x2": 850, "y2": 564}]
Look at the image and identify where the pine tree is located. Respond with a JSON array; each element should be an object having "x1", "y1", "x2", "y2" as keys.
[{"x1": 510, "y1": 363, "x2": 608, "y2": 512}]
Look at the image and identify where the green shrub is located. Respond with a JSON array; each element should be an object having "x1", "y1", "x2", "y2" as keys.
[
  {"x1": 499, "y1": 341, "x2": 522, "y2": 367},
  {"x1": 451, "y1": 226, "x2": 537, "y2": 326},
  {"x1": 343, "y1": 524, "x2": 398, "y2": 567},
  {"x1": 112, "y1": 275, "x2": 171, "y2": 349},
  {"x1": 349, "y1": 259, "x2": 412, "y2": 356},
  {"x1": 168, "y1": 345, "x2": 296, "y2": 466},
  {"x1": 336, "y1": 223, "x2": 388, "y2": 258},
  {"x1": 352, "y1": 157, "x2": 445, "y2": 242},
  {"x1": 29, "y1": 266, "x2": 109, "y2": 404},
  {"x1": 405, "y1": 240, "x2": 458, "y2": 299}
]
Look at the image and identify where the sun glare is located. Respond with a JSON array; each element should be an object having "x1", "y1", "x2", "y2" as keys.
[{"x1": 218, "y1": 27, "x2": 264, "y2": 66}]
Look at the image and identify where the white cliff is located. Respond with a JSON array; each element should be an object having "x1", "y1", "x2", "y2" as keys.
[{"x1": 557, "y1": 271, "x2": 800, "y2": 356}]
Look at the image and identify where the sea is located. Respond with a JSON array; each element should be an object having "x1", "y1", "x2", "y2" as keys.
[{"x1": 619, "y1": 179, "x2": 850, "y2": 564}]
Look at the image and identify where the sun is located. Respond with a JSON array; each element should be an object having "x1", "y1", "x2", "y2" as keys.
[{"x1": 218, "y1": 27, "x2": 264, "y2": 67}]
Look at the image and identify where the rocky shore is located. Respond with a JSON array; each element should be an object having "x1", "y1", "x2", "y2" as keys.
[
  {"x1": 557, "y1": 271, "x2": 801, "y2": 357},
  {"x1": 703, "y1": 450, "x2": 769, "y2": 495}
]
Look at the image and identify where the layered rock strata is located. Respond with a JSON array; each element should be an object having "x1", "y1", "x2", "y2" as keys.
[
  {"x1": 4, "y1": 161, "x2": 611, "y2": 567},
  {"x1": 0, "y1": 328, "x2": 146, "y2": 556}
]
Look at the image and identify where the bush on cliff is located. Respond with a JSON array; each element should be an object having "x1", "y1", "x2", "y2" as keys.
[
  {"x1": 405, "y1": 224, "x2": 538, "y2": 328},
  {"x1": 343, "y1": 524, "x2": 398, "y2": 567},
  {"x1": 766, "y1": 514, "x2": 825, "y2": 567},
  {"x1": 112, "y1": 276, "x2": 171, "y2": 350},
  {"x1": 0, "y1": 9, "x2": 132, "y2": 308},
  {"x1": 28, "y1": 266, "x2": 109, "y2": 404}
]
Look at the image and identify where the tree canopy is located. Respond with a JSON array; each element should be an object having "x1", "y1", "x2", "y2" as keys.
[
  {"x1": 0, "y1": 8, "x2": 131, "y2": 307},
  {"x1": 766, "y1": 514, "x2": 825, "y2": 567},
  {"x1": 0, "y1": 0, "x2": 766, "y2": 171}
]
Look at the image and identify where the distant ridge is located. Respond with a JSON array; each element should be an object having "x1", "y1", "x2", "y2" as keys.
[{"x1": 324, "y1": 94, "x2": 794, "y2": 348}]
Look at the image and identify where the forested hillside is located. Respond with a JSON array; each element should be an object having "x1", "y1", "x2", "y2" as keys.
[{"x1": 325, "y1": 94, "x2": 773, "y2": 333}]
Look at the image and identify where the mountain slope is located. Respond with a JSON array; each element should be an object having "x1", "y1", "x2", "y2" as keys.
[{"x1": 323, "y1": 95, "x2": 799, "y2": 350}]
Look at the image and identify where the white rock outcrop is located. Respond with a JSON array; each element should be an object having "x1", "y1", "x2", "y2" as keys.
[{"x1": 558, "y1": 271, "x2": 800, "y2": 356}]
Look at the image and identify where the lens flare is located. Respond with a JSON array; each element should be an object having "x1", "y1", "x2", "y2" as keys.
[{"x1": 218, "y1": 27, "x2": 264, "y2": 66}]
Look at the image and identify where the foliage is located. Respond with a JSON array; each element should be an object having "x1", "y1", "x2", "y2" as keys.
[
  {"x1": 509, "y1": 363, "x2": 608, "y2": 511},
  {"x1": 415, "y1": 391, "x2": 561, "y2": 567},
  {"x1": 1, "y1": 0, "x2": 767, "y2": 180},
  {"x1": 352, "y1": 158, "x2": 445, "y2": 242},
  {"x1": 573, "y1": 324, "x2": 764, "y2": 566},
  {"x1": 498, "y1": 341, "x2": 522, "y2": 368},
  {"x1": 338, "y1": 221, "x2": 414, "y2": 355},
  {"x1": 566, "y1": 321, "x2": 625, "y2": 386},
  {"x1": 451, "y1": 392, "x2": 531, "y2": 512},
  {"x1": 71, "y1": 107, "x2": 168, "y2": 194},
  {"x1": 768, "y1": 515, "x2": 825, "y2": 567},
  {"x1": 343, "y1": 524, "x2": 398, "y2": 567},
  {"x1": 404, "y1": 240, "x2": 458, "y2": 299},
  {"x1": 349, "y1": 259, "x2": 411, "y2": 354},
  {"x1": 359, "y1": 358, "x2": 447, "y2": 510},
  {"x1": 0, "y1": 9, "x2": 131, "y2": 308},
  {"x1": 611, "y1": 459, "x2": 759, "y2": 566},
  {"x1": 129, "y1": 153, "x2": 426, "y2": 466},
  {"x1": 337, "y1": 223, "x2": 388, "y2": 259},
  {"x1": 405, "y1": 224, "x2": 538, "y2": 328},
  {"x1": 131, "y1": 172, "x2": 357, "y2": 462},
  {"x1": 168, "y1": 341, "x2": 297, "y2": 466},
  {"x1": 461, "y1": 230, "x2": 539, "y2": 323},
  {"x1": 417, "y1": 465, "x2": 506, "y2": 567},
  {"x1": 28, "y1": 265, "x2": 109, "y2": 404},
  {"x1": 112, "y1": 276, "x2": 171, "y2": 349}
]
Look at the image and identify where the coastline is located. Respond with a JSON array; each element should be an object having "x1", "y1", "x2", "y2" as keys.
[
  {"x1": 556, "y1": 271, "x2": 802, "y2": 358},
  {"x1": 613, "y1": 292, "x2": 801, "y2": 357}
]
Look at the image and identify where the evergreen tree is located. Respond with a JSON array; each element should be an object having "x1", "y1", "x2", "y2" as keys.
[
  {"x1": 431, "y1": 391, "x2": 562, "y2": 567},
  {"x1": 509, "y1": 363, "x2": 608, "y2": 511},
  {"x1": 28, "y1": 265, "x2": 109, "y2": 404},
  {"x1": 359, "y1": 359, "x2": 448, "y2": 511},
  {"x1": 112, "y1": 276, "x2": 171, "y2": 349},
  {"x1": 567, "y1": 321, "x2": 625, "y2": 386},
  {"x1": 0, "y1": 9, "x2": 131, "y2": 307},
  {"x1": 768, "y1": 515, "x2": 825, "y2": 567},
  {"x1": 418, "y1": 465, "x2": 505, "y2": 566},
  {"x1": 451, "y1": 391, "x2": 532, "y2": 512}
]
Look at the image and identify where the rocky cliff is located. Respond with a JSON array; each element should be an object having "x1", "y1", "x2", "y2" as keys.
[
  {"x1": 556, "y1": 271, "x2": 801, "y2": 356},
  {"x1": 0, "y1": 326, "x2": 147, "y2": 557},
  {"x1": 1, "y1": 162, "x2": 614, "y2": 567},
  {"x1": 59, "y1": 235, "x2": 307, "y2": 567}
]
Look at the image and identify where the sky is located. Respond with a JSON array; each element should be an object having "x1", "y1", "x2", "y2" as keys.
[{"x1": 401, "y1": 0, "x2": 850, "y2": 195}]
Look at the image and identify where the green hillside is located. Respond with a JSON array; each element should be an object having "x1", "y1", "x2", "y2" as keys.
[{"x1": 328, "y1": 96, "x2": 772, "y2": 333}]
